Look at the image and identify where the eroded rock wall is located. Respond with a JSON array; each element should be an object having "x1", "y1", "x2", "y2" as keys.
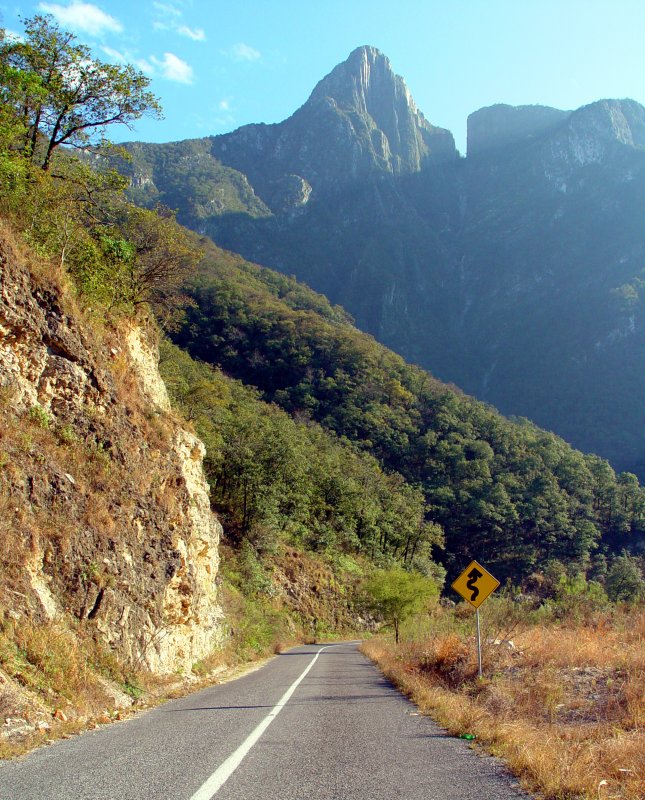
[{"x1": 0, "y1": 231, "x2": 223, "y2": 675}]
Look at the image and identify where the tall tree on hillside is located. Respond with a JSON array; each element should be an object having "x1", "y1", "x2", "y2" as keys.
[{"x1": 0, "y1": 15, "x2": 161, "y2": 169}]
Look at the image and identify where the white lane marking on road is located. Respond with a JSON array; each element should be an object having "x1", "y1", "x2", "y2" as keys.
[{"x1": 188, "y1": 645, "x2": 331, "y2": 800}]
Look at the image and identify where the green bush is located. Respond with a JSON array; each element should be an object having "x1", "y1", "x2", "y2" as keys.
[
  {"x1": 605, "y1": 551, "x2": 645, "y2": 602},
  {"x1": 28, "y1": 404, "x2": 50, "y2": 429}
]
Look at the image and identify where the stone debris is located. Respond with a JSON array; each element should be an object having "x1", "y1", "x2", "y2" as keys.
[
  {"x1": 2, "y1": 717, "x2": 35, "y2": 739},
  {"x1": 487, "y1": 638, "x2": 516, "y2": 651}
]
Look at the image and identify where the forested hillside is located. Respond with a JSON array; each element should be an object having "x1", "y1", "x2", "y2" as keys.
[
  {"x1": 121, "y1": 47, "x2": 645, "y2": 479},
  {"x1": 159, "y1": 340, "x2": 443, "y2": 576},
  {"x1": 171, "y1": 239, "x2": 645, "y2": 583}
]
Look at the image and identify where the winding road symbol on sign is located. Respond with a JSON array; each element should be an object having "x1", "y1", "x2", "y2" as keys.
[
  {"x1": 451, "y1": 560, "x2": 500, "y2": 609},
  {"x1": 465, "y1": 567, "x2": 483, "y2": 602}
]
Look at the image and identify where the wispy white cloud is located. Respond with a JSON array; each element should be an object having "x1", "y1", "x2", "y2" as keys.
[
  {"x1": 101, "y1": 44, "x2": 126, "y2": 61},
  {"x1": 192, "y1": 100, "x2": 236, "y2": 132},
  {"x1": 225, "y1": 43, "x2": 261, "y2": 62},
  {"x1": 151, "y1": 52, "x2": 193, "y2": 84},
  {"x1": 38, "y1": 1, "x2": 123, "y2": 37},
  {"x1": 152, "y1": 2, "x2": 206, "y2": 41},
  {"x1": 210, "y1": 98, "x2": 235, "y2": 129},
  {"x1": 101, "y1": 45, "x2": 154, "y2": 75},
  {"x1": 152, "y1": 1, "x2": 181, "y2": 18},
  {"x1": 177, "y1": 25, "x2": 205, "y2": 41}
]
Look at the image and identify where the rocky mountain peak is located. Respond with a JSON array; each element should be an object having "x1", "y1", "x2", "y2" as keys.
[
  {"x1": 305, "y1": 45, "x2": 455, "y2": 171},
  {"x1": 467, "y1": 103, "x2": 570, "y2": 156},
  {"x1": 207, "y1": 46, "x2": 455, "y2": 207},
  {"x1": 566, "y1": 99, "x2": 645, "y2": 151},
  {"x1": 309, "y1": 45, "x2": 405, "y2": 114},
  {"x1": 542, "y1": 98, "x2": 645, "y2": 172}
]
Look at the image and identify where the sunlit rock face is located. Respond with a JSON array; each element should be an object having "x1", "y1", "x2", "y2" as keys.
[{"x1": 0, "y1": 234, "x2": 224, "y2": 675}]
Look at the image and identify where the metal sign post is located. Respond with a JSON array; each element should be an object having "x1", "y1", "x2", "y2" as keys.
[
  {"x1": 451, "y1": 560, "x2": 500, "y2": 679},
  {"x1": 475, "y1": 608, "x2": 482, "y2": 678}
]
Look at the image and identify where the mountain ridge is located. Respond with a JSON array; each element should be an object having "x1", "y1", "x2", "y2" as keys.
[
  {"x1": 117, "y1": 47, "x2": 645, "y2": 477},
  {"x1": 205, "y1": 45, "x2": 455, "y2": 211}
]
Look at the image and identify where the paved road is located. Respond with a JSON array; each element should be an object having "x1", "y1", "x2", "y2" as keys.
[{"x1": 0, "y1": 642, "x2": 531, "y2": 799}]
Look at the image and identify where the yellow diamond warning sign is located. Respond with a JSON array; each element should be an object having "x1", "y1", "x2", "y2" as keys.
[{"x1": 451, "y1": 560, "x2": 500, "y2": 609}]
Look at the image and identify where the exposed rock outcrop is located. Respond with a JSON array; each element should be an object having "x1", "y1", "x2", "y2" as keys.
[
  {"x1": 547, "y1": 99, "x2": 645, "y2": 169},
  {"x1": 0, "y1": 231, "x2": 223, "y2": 675},
  {"x1": 0, "y1": 244, "x2": 112, "y2": 418}
]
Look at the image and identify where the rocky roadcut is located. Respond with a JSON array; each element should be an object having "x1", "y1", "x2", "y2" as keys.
[{"x1": 0, "y1": 229, "x2": 224, "y2": 747}]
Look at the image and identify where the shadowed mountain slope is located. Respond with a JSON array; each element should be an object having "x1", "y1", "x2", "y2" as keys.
[{"x1": 120, "y1": 48, "x2": 645, "y2": 477}]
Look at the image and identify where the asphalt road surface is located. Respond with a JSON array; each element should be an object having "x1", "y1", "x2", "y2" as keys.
[{"x1": 0, "y1": 641, "x2": 532, "y2": 799}]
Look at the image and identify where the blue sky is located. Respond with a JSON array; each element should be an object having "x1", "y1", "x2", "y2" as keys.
[{"x1": 1, "y1": 1, "x2": 644, "y2": 154}]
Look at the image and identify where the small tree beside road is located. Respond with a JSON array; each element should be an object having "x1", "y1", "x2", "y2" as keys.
[{"x1": 364, "y1": 567, "x2": 438, "y2": 644}]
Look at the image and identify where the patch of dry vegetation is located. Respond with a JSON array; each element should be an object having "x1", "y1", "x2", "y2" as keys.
[{"x1": 362, "y1": 600, "x2": 644, "y2": 800}]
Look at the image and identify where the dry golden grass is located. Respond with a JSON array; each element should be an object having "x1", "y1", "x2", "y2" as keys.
[
  {"x1": 0, "y1": 616, "x2": 130, "y2": 754},
  {"x1": 363, "y1": 602, "x2": 645, "y2": 800},
  {"x1": 0, "y1": 614, "x2": 236, "y2": 759}
]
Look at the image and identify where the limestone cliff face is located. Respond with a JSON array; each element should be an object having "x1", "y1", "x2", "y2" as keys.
[
  {"x1": 305, "y1": 45, "x2": 456, "y2": 173},
  {"x1": 544, "y1": 99, "x2": 645, "y2": 176},
  {"x1": 0, "y1": 231, "x2": 223, "y2": 675}
]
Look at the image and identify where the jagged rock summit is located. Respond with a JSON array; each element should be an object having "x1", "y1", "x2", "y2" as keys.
[
  {"x1": 306, "y1": 46, "x2": 456, "y2": 172},
  {"x1": 209, "y1": 46, "x2": 455, "y2": 208}
]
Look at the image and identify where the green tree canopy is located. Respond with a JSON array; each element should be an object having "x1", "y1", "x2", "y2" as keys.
[
  {"x1": 0, "y1": 15, "x2": 161, "y2": 169},
  {"x1": 605, "y1": 551, "x2": 645, "y2": 602},
  {"x1": 364, "y1": 567, "x2": 438, "y2": 644}
]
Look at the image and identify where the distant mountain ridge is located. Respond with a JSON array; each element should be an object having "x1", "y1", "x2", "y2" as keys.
[
  {"x1": 119, "y1": 46, "x2": 645, "y2": 477},
  {"x1": 466, "y1": 103, "x2": 571, "y2": 155}
]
